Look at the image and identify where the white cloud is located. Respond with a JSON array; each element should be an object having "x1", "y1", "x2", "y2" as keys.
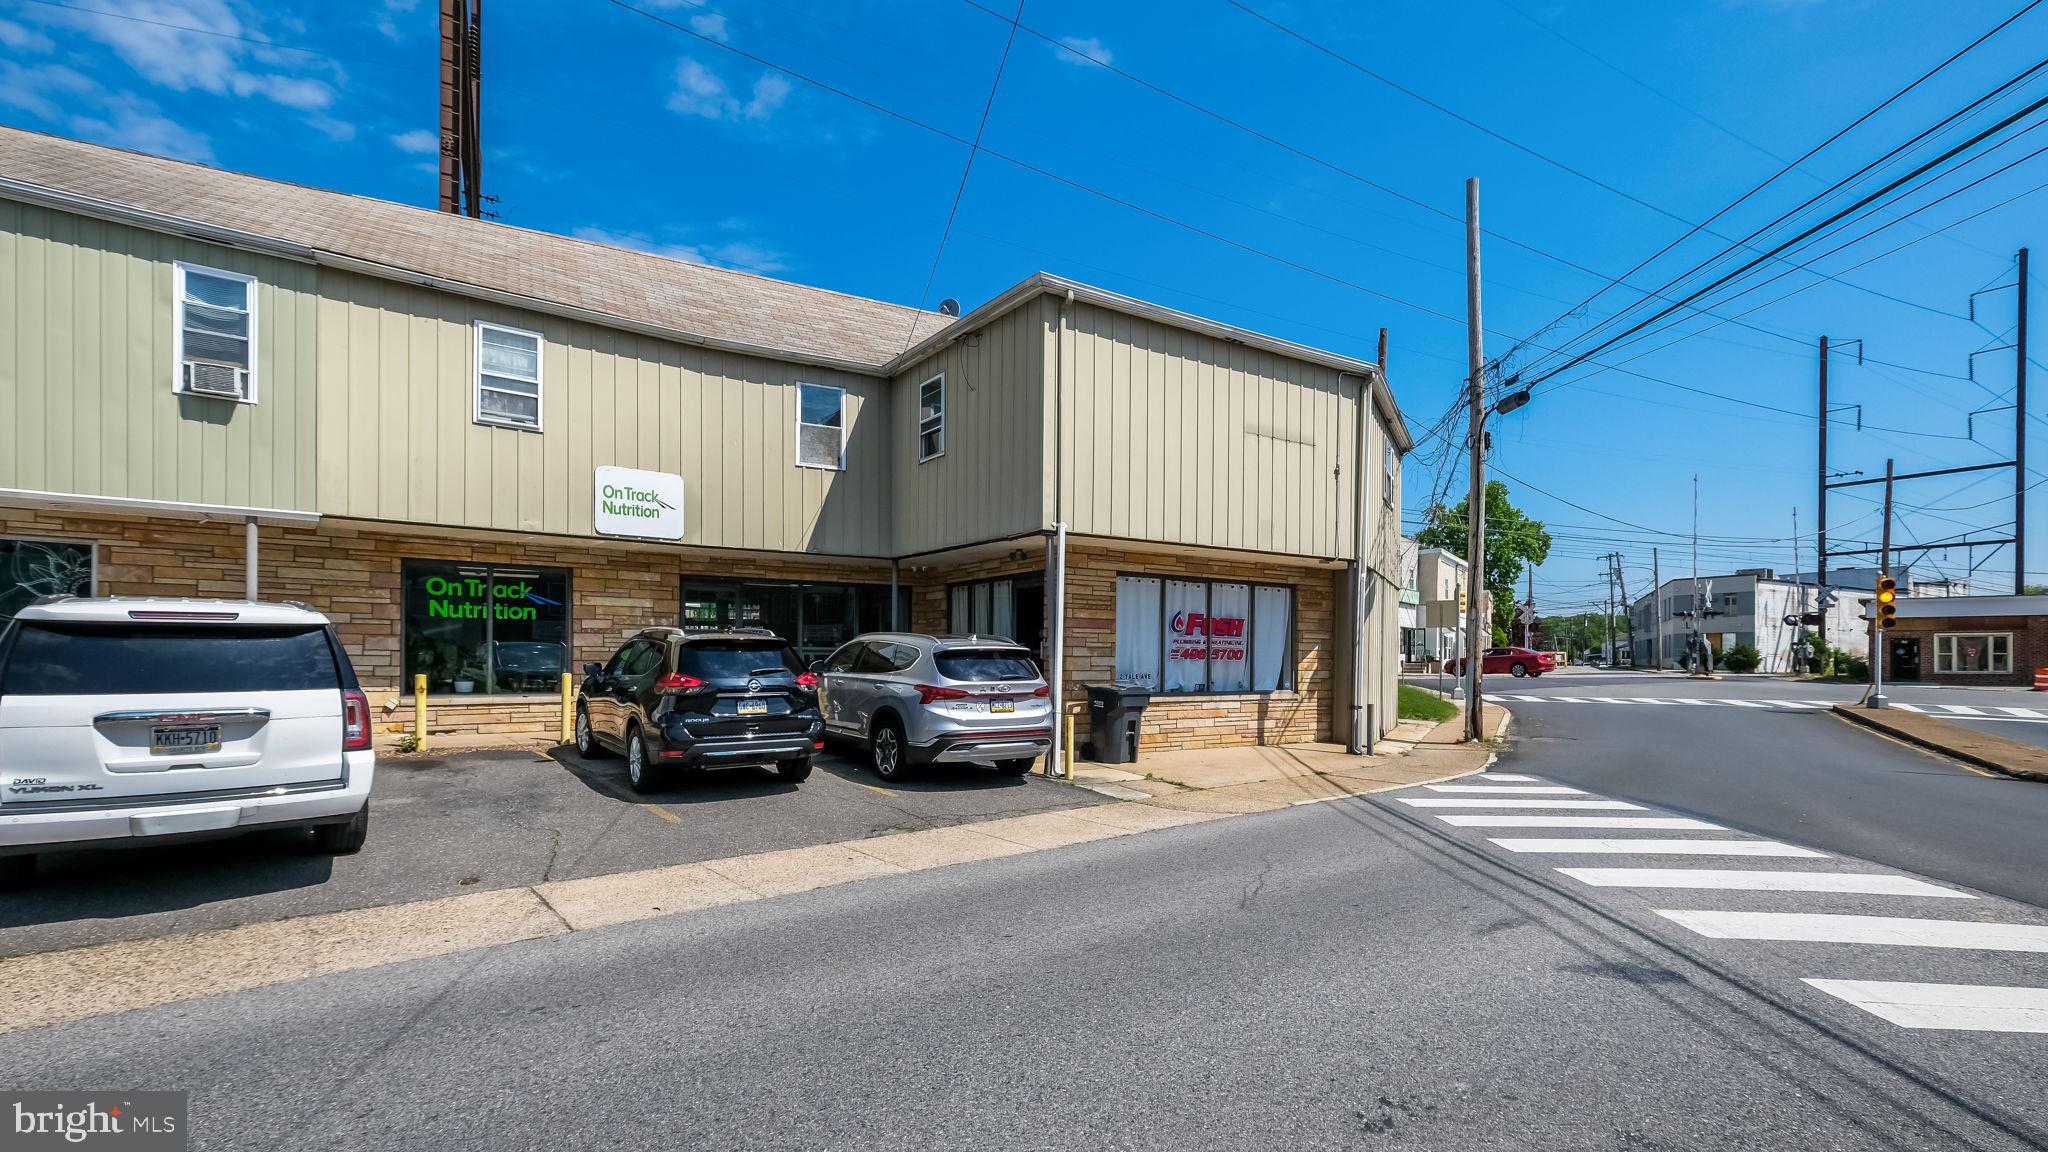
[
  {"x1": 571, "y1": 225, "x2": 788, "y2": 275},
  {"x1": 1053, "y1": 35, "x2": 1111, "y2": 65},
  {"x1": 71, "y1": 96, "x2": 216, "y2": 163},
  {"x1": 374, "y1": 0, "x2": 422, "y2": 40},
  {"x1": 31, "y1": 0, "x2": 337, "y2": 112},
  {"x1": 391, "y1": 127, "x2": 439, "y2": 154},
  {"x1": 688, "y1": 12, "x2": 728, "y2": 41},
  {"x1": 0, "y1": 17, "x2": 55, "y2": 53},
  {"x1": 0, "y1": 62, "x2": 97, "y2": 121},
  {"x1": 667, "y1": 56, "x2": 789, "y2": 122}
]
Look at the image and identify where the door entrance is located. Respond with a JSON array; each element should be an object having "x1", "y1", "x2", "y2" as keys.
[{"x1": 1889, "y1": 636, "x2": 1921, "y2": 681}]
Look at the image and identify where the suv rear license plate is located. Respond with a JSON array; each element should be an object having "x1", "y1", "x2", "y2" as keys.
[
  {"x1": 991, "y1": 698, "x2": 1016, "y2": 714},
  {"x1": 152, "y1": 725, "x2": 222, "y2": 754},
  {"x1": 737, "y1": 699, "x2": 768, "y2": 716}
]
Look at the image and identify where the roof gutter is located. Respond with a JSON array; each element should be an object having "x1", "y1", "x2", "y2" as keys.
[{"x1": 0, "y1": 487, "x2": 321, "y2": 525}]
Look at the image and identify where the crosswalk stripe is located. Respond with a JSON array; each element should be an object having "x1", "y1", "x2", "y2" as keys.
[
  {"x1": 1938, "y1": 704, "x2": 1987, "y2": 716},
  {"x1": 1629, "y1": 697, "x2": 1677, "y2": 705},
  {"x1": 1489, "y1": 838, "x2": 1826, "y2": 857},
  {"x1": 1400, "y1": 798, "x2": 1642, "y2": 810},
  {"x1": 1655, "y1": 910, "x2": 2048, "y2": 952},
  {"x1": 1478, "y1": 773, "x2": 1538, "y2": 781},
  {"x1": 1439, "y1": 815, "x2": 1723, "y2": 829},
  {"x1": 1996, "y1": 706, "x2": 2046, "y2": 717},
  {"x1": 1671, "y1": 698, "x2": 1721, "y2": 706},
  {"x1": 1765, "y1": 700, "x2": 1829, "y2": 709},
  {"x1": 1558, "y1": 868, "x2": 1973, "y2": 898},
  {"x1": 1424, "y1": 784, "x2": 1586, "y2": 794},
  {"x1": 1724, "y1": 699, "x2": 1771, "y2": 708},
  {"x1": 1804, "y1": 980, "x2": 2048, "y2": 1033},
  {"x1": 1889, "y1": 702, "x2": 1926, "y2": 713}
]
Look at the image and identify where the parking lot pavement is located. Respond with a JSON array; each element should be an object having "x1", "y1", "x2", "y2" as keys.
[{"x1": 0, "y1": 746, "x2": 1101, "y2": 958}]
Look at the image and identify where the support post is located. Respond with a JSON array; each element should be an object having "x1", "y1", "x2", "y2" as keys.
[
  {"x1": 2018, "y1": 246, "x2": 2030, "y2": 593},
  {"x1": 1047, "y1": 522, "x2": 1069, "y2": 778},
  {"x1": 1818, "y1": 336, "x2": 1829, "y2": 594},
  {"x1": 1870, "y1": 459, "x2": 1894, "y2": 709},
  {"x1": 243, "y1": 516, "x2": 259, "y2": 600},
  {"x1": 414, "y1": 673, "x2": 429, "y2": 751},
  {"x1": 560, "y1": 672, "x2": 574, "y2": 745},
  {"x1": 1652, "y1": 547, "x2": 1662, "y2": 669},
  {"x1": 1462, "y1": 177, "x2": 1487, "y2": 743},
  {"x1": 889, "y1": 559, "x2": 900, "y2": 630},
  {"x1": 1348, "y1": 367, "x2": 1372, "y2": 755}
]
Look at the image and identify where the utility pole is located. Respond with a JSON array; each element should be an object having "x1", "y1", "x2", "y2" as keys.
[
  {"x1": 1523, "y1": 564, "x2": 1534, "y2": 649},
  {"x1": 1462, "y1": 177, "x2": 1486, "y2": 742},
  {"x1": 1793, "y1": 507, "x2": 1807, "y2": 674},
  {"x1": 2018, "y1": 246, "x2": 2031, "y2": 594},
  {"x1": 1652, "y1": 546, "x2": 1662, "y2": 670},
  {"x1": 1872, "y1": 458, "x2": 1895, "y2": 708},
  {"x1": 1615, "y1": 555, "x2": 1634, "y2": 668},
  {"x1": 1817, "y1": 336, "x2": 1829, "y2": 595},
  {"x1": 438, "y1": 0, "x2": 484, "y2": 217}
]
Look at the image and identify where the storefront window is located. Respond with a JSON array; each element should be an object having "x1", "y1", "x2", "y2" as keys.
[
  {"x1": 1116, "y1": 574, "x2": 1293, "y2": 694},
  {"x1": 402, "y1": 561, "x2": 570, "y2": 695},
  {"x1": 1935, "y1": 632, "x2": 2011, "y2": 674},
  {"x1": 681, "y1": 577, "x2": 907, "y2": 665},
  {"x1": 0, "y1": 538, "x2": 94, "y2": 624}
]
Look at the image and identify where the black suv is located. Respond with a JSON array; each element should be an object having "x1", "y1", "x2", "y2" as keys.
[{"x1": 573, "y1": 628, "x2": 822, "y2": 791}]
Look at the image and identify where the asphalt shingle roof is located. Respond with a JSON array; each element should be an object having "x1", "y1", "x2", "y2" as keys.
[{"x1": 0, "y1": 126, "x2": 952, "y2": 373}]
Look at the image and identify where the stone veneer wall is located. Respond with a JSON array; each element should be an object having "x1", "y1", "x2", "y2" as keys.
[
  {"x1": 2, "y1": 510, "x2": 1343, "y2": 750},
  {"x1": 0, "y1": 508, "x2": 889, "y2": 737}
]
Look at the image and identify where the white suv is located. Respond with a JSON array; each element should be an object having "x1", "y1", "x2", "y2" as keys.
[{"x1": 0, "y1": 597, "x2": 375, "y2": 887}]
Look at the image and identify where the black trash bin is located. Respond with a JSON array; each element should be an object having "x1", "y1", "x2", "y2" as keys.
[{"x1": 1086, "y1": 682, "x2": 1152, "y2": 764}]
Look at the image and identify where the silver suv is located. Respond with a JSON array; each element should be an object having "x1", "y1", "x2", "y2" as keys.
[{"x1": 816, "y1": 633, "x2": 1052, "y2": 781}]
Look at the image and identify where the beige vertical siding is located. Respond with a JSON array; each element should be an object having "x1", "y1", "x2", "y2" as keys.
[
  {"x1": 889, "y1": 296, "x2": 1047, "y2": 555},
  {"x1": 1053, "y1": 300, "x2": 1360, "y2": 559},
  {"x1": 0, "y1": 200, "x2": 317, "y2": 509},
  {"x1": 312, "y1": 268, "x2": 892, "y2": 555}
]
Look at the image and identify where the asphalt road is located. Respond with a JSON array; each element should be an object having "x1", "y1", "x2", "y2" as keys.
[
  {"x1": 1452, "y1": 671, "x2": 2048, "y2": 909},
  {"x1": 0, "y1": 745, "x2": 1096, "y2": 956},
  {"x1": 8, "y1": 785, "x2": 2044, "y2": 1150}
]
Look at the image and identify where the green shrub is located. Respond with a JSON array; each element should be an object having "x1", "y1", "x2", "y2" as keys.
[
  {"x1": 1837, "y1": 655, "x2": 1869, "y2": 680},
  {"x1": 1398, "y1": 683, "x2": 1457, "y2": 722},
  {"x1": 1719, "y1": 643, "x2": 1762, "y2": 673}
]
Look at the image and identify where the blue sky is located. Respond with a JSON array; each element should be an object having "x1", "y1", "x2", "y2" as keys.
[{"x1": 2, "y1": 0, "x2": 2043, "y2": 612}]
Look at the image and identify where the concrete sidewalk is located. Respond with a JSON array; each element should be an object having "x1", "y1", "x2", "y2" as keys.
[{"x1": 1832, "y1": 704, "x2": 2048, "y2": 783}]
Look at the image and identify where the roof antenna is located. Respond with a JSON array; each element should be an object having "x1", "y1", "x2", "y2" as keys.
[{"x1": 938, "y1": 298, "x2": 960, "y2": 318}]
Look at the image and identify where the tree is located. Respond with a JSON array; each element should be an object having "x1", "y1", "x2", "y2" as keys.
[
  {"x1": 1538, "y1": 611, "x2": 1627, "y2": 655},
  {"x1": 1416, "y1": 480, "x2": 1554, "y2": 643},
  {"x1": 2024, "y1": 583, "x2": 2048, "y2": 596}
]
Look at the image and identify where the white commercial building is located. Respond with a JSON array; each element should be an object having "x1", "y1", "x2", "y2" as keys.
[{"x1": 1629, "y1": 568, "x2": 1872, "y2": 673}]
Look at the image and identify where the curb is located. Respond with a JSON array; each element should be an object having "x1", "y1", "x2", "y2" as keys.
[{"x1": 1829, "y1": 704, "x2": 2048, "y2": 783}]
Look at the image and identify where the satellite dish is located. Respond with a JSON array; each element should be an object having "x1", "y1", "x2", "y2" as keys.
[{"x1": 938, "y1": 298, "x2": 961, "y2": 317}]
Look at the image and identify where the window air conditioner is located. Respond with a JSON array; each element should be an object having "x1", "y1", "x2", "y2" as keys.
[{"x1": 183, "y1": 361, "x2": 248, "y2": 399}]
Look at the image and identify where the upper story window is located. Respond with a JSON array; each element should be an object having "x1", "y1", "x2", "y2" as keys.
[
  {"x1": 474, "y1": 321, "x2": 543, "y2": 431},
  {"x1": 1382, "y1": 439, "x2": 1396, "y2": 504},
  {"x1": 174, "y1": 262, "x2": 257, "y2": 403},
  {"x1": 796, "y1": 383, "x2": 844, "y2": 470},
  {"x1": 918, "y1": 373, "x2": 945, "y2": 462}
]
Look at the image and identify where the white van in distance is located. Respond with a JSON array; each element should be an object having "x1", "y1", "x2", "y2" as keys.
[{"x1": 0, "y1": 598, "x2": 375, "y2": 887}]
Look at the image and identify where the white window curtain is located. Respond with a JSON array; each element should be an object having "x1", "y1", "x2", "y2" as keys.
[
  {"x1": 1253, "y1": 585, "x2": 1292, "y2": 691},
  {"x1": 950, "y1": 585, "x2": 971, "y2": 633},
  {"x1": 1163, "y1": 579, "x2": 1208, "y2": 693},
  {"x1": 1208, "y1": 582, "x2": 1251, "y2": 692},
  {"x1": 991, "y1": 579, "x2": 1014, "y2": 640},
  {"x1": 1115, "y1": 576, "x2": 1162, "y2": 688}
]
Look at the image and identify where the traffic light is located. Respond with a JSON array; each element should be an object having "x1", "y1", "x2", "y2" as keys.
[
  {"x1": 1875, "y1": 575, "x2": 1897, "y2": 629},
  {"x1": 1459, "y1": 589, "x2": 1467, "y2": 614}
]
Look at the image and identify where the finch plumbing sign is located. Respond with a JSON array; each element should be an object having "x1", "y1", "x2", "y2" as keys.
[{"x1": 594, "y1": 466, "x2": 685, "y2": 540}]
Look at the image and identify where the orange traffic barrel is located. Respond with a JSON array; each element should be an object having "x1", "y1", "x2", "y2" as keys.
[{"x1": 2034, "y1": 668, "x2": 2048, "y2": 692}]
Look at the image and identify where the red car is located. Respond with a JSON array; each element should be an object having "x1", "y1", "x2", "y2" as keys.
[{"x1": 1449, "y1": 646, "x2": 1555, "y2": 678}]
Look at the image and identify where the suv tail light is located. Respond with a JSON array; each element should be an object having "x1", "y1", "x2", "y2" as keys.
[
  {"x1": 1031, "y1": 685, "x2": 1051, "y2": 697},
  {"x1": 342, "y1": 689, "x2": 372, "y2": 751},
  {"x1": 655, "y1": 673, "x2": 705, "y2": 694},
  {"x1": 796, "y1": 671, "x2": 819, "y2": 688},
  {"x1": 916, "y1": 684, "x2": 970, "y2": 705}
]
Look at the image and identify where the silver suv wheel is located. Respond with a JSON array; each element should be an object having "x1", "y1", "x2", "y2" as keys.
[
  {"x1": 873, "y1": 722, "x2": 905, "y2": 781},
  {"x1": 626, "y1": 727, "x2": 647, "y2": 789}
]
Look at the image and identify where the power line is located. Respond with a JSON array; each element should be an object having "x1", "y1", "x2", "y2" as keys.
[
  {"x1": 1520, "y1": 83, "x2": 2048, "y2": 391},
  {"x1": 905, "y1": 0, "x2": 1024, "y2": 339},
  {"x1": 1505, "y1": 7, "x2": 2045, "y2": 369}
]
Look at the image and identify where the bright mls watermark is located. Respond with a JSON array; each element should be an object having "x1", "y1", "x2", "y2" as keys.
[{"x1": 4, "y1": 1093, "x2": 186, "y2": 1149}]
